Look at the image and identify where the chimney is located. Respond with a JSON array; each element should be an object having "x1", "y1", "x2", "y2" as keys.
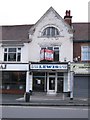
[{"x1": 64, "y1": 10, "x2": 72, "y2": 26}]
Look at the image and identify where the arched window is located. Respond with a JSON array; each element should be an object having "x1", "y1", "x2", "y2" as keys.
[{"x1": 42, "y1": 27, "x2": 59, "y2": 37}]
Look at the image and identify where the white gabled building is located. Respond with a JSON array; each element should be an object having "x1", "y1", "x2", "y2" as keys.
[
  {"x1": 0, "y1": 7, "x2": 73, "y2": 97},
  {"x1": 27, "y1": 7, "x2": 73, "y2": 95},
  {"x1": 28, "y1": 7, "x2": 73, "y2": 62}
]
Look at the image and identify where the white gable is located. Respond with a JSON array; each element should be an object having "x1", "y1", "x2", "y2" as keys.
[
  {"x1": 28, "y1": 7, "x2": 73, "y2": 63},
  {"x1": 29, "y1": 7, "x2": 73, "y2": 37}
]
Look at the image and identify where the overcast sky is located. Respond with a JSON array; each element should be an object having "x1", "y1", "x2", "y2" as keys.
[{"x1": 0, "y1": 0, "x2": 89, "y2": 25}]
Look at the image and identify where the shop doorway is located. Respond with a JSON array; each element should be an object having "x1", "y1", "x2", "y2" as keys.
[
  {"x1": 33, "y1": 72, "x2": 45, "y2": 92},
  {"x1": 47, "y1": 72, "x2": 57, "y2": 94}
]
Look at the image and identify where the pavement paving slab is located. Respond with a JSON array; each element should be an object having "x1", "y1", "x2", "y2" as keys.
[{"x1": 0, "y1": 94, "x2": 88, "y2": 106}]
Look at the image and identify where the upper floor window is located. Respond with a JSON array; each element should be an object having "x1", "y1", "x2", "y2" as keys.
[
  {"x1": 42, "y1": 27, "x2": 59, "y2": 37},
  {"x1": 4, "y1": 48, "x2": 21, "y2": 62},
  {"x1": 40, "y1": 46, "x2": 59, "y2": 62},
  {"x1": 81, "y1": 46, "x2": 90, "y2": 61}
]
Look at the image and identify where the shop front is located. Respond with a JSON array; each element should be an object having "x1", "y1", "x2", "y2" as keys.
[
  {"x1": 30, "y1": 62, "x2": 69, "y2": 95},
  {"x1": 71, "y1": 63, "x2": 90, "y2": 98},
  {"x1": 0, "y1": 63, "x2": 29, "y2": 94}
]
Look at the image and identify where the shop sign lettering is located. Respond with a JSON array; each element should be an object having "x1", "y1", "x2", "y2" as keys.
[
  {"x1": 70, "y1": 63, "x2": 90, "y2": 74},
  {"x1": 30, "y1": 64, "x2": 67, "y2": 70}
]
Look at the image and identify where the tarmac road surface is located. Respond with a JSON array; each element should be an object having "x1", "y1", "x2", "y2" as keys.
[{"x1": 1, "y1": 106, "x2": 88, "y2": 118}]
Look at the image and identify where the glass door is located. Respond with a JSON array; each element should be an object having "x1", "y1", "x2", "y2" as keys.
[
  {"x1": 47, "y1": 72, "x2": 57, "y2": 94},
  {"x1": 49, "y1": 77, "x2": 55, "y2": 91}
]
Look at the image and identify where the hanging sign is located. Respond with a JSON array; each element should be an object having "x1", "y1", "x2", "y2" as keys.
[
  {"x1": 40, "y1": 49, "x2": 54, "y2": 61},
  {"x1": 45, "y1": 49, "x2": 54, "y2": 61}
]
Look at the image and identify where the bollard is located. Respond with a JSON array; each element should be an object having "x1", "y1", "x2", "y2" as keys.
[{"x1": 25, "y1": 92, "x2": 30, "y2": 102}]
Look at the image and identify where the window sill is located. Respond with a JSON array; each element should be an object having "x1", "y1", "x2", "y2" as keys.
[
  {"x1": 37, "y1": 35, "x2": 64, "y2": 38},
  {"x1": 3, "y1": 61, "x2": 22, "y2": 63}
]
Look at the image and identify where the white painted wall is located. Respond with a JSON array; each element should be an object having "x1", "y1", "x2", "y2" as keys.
[
  {"x1": 0, "y1": 43, "x2": 3, "y2": 62},
  {"x1": 28, "y1": 10, "x2": 73, "y2": 62},
  {"x1": 21, "y1": 43, "x2": 29, "y2": 63},
  {"x1": 0, "y1": 43, "x2": 29, "y2": 63},
  {"x1": 63, "y1": 73, "x2": 68, "y2": 92}
]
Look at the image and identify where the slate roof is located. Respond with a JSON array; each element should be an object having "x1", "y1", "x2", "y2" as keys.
[
  {"x1": 72, "y1": 23, "x2": 89, "y2": 41},
  {"x1": 1, "y1": 24, "x2": 33, "y2": 41},
  {"x1": 0, "y1": 23, "x2": 89, "y2": 43}
]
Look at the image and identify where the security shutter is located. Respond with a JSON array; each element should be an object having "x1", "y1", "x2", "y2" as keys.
[{"x1": 74, "y1": 76, "x2": 89, "y2": 98}]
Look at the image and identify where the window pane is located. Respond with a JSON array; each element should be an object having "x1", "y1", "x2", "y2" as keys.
[
  {"x1": 42, "y1": 27, "x2": 59, "y2": 37},
  {"x1": 54, "y1": 47, "x2": 59, "y2": 51},
  {"x1": 4, "y1": 53, "x2": 7, "y2": 61},
  {"x1": 47, "y1": 27, "x2": 50, "y2": 36},
  {"x1": 4, "y1": 48, "x2": 7, "y2": 52},
  {"x1": 52, "y1": 27, "x2": 55, "y2": 36},
  {"x1": 81, "y1": 46, "x2": 90, "y2": 61},
  {"x1": 8, "y1": 53, "x2": 16, "y2": 61},
  {"x1": 88, "y1": 46, "x2": 90, "y2": 60},
  {"x1": 56, "y1": 29, "x2": 59, "y2": 35},
  {"x1": 43, "y1": 29, "x2": 47, "y2": 36},
  {"x1": 54, "y1": 47, "x2": 59, "y2": 61},
  {"x1": 18, "y1": 48, "x2": 21, "y2": 52},
  {"x1": 17, "y1": 53, "x2": 21, "y2": 61},
  {"x1": 8, "y1": 48, "x2": 16, "y2": 52},
  {"x1": 54, "y1": 52, "x2": 59, "y2": 61},
  {"x1": 41, "y1": 47, "x2": 46, "y2": 50},
  {"x1": 48, "y1": 47, "x2": 53, "y2": 50}
]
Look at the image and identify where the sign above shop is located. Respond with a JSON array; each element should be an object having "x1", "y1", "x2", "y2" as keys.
[
  {"x1": 70, "y1": 63, "x2": 90, "y2": 74},
  {"x1": 0, "y1": 63, "x2": 28, "y2": 71},
  {"x1": 0, "y1": 64, "x2": 6, "y2": 69},
  {"x1": 30, "y1": 64, "x2": 67, "y2": 70}
]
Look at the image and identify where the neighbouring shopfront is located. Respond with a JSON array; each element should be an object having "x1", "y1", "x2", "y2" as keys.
[
  {"x1": 30, "y1": 62, "x2": 69, "y2": 95},
  {"x1": 2, "y1": 71, "x2": 26, "y2": 94},
  {"x1": 71, "y1": 63, "x2": 90, "y2": 98},
  {"x1": 33, "y1": 72, "x2": 64, "y2": 93},
  {"x1": 0, "y1": 63, "x2": 29, "y2": 94}
]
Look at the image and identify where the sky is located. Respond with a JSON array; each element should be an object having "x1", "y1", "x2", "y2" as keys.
[{"x1": 0, "y1": 0, "x2": 89, "y2": 25}]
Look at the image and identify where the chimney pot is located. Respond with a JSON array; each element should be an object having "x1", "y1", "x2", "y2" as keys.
[{"x1": 64, "y1": 10, "x2": 72, "y2": 26}]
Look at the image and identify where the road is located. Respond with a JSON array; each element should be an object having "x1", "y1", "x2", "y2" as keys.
[{"x1": 0, "y1": 106, "x2": 88, "y2": 118}]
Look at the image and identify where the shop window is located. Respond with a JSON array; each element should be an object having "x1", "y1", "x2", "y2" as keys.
[
  {"x1": 42, "y1": 27, "x2": 59, "y2": 37},
  {"x1": 81, "y1": 46, "x2": 90, "y2": 61},
  {"x1": 33, "y1": 72, "x2": 45, "y2": 92},
  {"x1": 40, "y1": 46, "x2": 59, "y2": 62},
  {"x1": 2, "y1": 72, "x2": 26, "y2": 91},
  {"x1": 4, "y1": 48, "x2": 21, "y2": 62},
  {"x1": 57, "y1": 72, "x2": 64, "y2": 92},
  {"x1": 54, "y1": 47, "x2": 59, "y2": 61}
]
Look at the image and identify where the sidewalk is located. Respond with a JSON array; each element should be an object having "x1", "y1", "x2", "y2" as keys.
[{"x1": 1, "y1": 93, "x2": 88, "y2": 106}]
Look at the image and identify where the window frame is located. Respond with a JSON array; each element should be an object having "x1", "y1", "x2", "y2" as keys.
[
  {"x1": 81, "y1": 46, "x2": 90, "y2": 61},
  {"x1": 4, "y1": 47, "x2": 21, "y2": 62},
  {"x1": 41, "y1": 46, "x2": 60, "y2": 62},
  {"x1": 42, "y1": 27, "x2": 60, "y2": 37}
]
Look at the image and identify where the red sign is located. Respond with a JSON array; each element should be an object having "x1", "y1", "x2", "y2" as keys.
[
  {"x1": 40, "y1": 49, "x2": 54, "y2": 61},
  {"x1": 40, "y1": 49, "x2": 45, "y2": 61}
]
